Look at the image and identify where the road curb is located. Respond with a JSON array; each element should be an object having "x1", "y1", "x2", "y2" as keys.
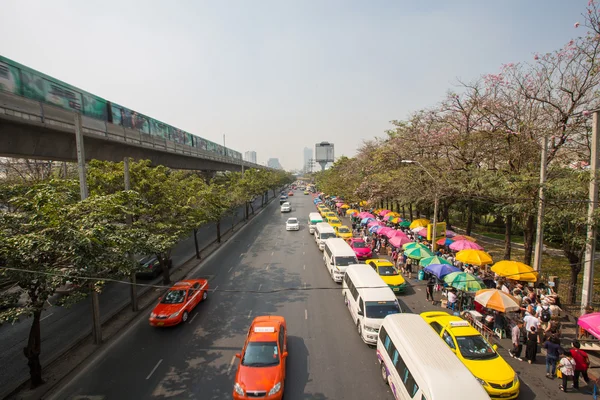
[{"x1": 6, "y1": 193, "x2": 278, "y2": 400}]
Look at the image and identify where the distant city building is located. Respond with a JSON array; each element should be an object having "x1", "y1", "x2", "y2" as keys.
[
  {"x1": 303, "y1": 147, "x2": 313, "y2": 172},
  {"x1": 267, "y1": 158, "x2": 283, "y2": 170},
  {"x1": 244, "y1": 151, "x2": 257, "y2": 164}
]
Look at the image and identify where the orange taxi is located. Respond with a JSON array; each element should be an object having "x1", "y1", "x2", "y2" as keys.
[
  {"x1": 233, "y1": 316, "x2": 288, "y2": 399},
  {"x1": 149, "y1": 279, "x2": 209, "y2": 327}
]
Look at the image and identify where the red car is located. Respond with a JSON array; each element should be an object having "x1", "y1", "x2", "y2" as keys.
[
  {"x1": 288, "y1": 191, "x2": 294, "y2": 196},
  {"x1": 149, "y1": 279, "x2": 209, "y2": 327},
  {"x1": 347, "y1": 238, "x2": 373, "y2": 260},
  {"x1": 233, "y1": 316, "x2": 288, "y2": 399}
]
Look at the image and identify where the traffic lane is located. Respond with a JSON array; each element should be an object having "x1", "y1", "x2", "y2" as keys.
[{"x1": 49, "y1": 198, "x2": 285, "y2": 399}]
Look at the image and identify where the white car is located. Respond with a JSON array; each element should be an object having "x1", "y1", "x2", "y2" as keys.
[
  {"x1": 280, "y1": 202, "x2": 291, "y2": 212},
  {"x1": 286, "y1": 218, "x2": 300, "y2": 231}
]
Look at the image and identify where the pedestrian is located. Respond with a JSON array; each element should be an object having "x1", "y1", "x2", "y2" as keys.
[
  {"x1": 525, "y1": 326, "x2": 539, "y2": 364},
  {"x1": 557, "y1": 353, "x2": 575, "y2": 392},
  {"x1": 509, "y1": 320, "x2": 524, "y2": 361},
  {"x1": 426, "y1": 275, "x2": 436, "y2": 304},
  {"x1": 537, "y1": 300, "x2": 553, "y2": 331},
  {"x1": 447, "y1": 289, "x2": 458, "y2": 311},
  {"x1": 570, "y1": 341, "x2": 591, "y2": 389},
  {"x1": 405, "y1": 257, "x2": 413, "y2": 279},
  {"x1": 523, "y1": 312, "x2": 540, "y2": 335},
  {"x1": 543, "y1": 336, "x2": 562, "y2": 378}
]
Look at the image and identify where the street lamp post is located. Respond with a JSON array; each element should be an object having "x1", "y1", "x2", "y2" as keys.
[{"x1": 402, "y1": 160, "x2": 438, "y2": 252}]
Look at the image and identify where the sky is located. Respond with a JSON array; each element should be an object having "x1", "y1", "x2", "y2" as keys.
[{"x1": 0, "y1": 0, "x2": 588, "y2": 170}]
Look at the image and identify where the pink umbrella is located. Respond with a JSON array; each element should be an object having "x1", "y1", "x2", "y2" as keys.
[
  {"x1": 379, "y1": 210, "x2": 391, "y2": 216},
  {"x1": 578, "y1": 312, "x2": 600, "y2": 340},
  {"x1": 389, "y1": 235, "x2": 411, "y2": 248},
  {"x1": 416, "y1": 228, "x2": 428, "y2": 237},
  {"x1": 359, "y1": 212, "x2": 375, "y2": 219},
  {"x1": 378, "y1": 227, "x2": 393, "y2": 236},
  {"x1": 446, "y1": 230, "x2": 457, "y2": 237},
  {"x1": 367, "y1": 220, "x2": 384, "y2": 228},
  {"x1": 336, "y1": 202, "x2": 344, "y2": 207},
  {"x1": 449, "y1": 240, "x2": 484, "y2": 251},
  {"x1": 384, "y1": 229, "x2": 402, "y2": 239}
]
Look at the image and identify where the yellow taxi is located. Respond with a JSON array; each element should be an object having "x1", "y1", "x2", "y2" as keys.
[
  {"x1": 327, "y1": 217, "x2": 342, "y2": 229},
  {"x1": 420, "y1": 311, "x2": 519, "y2": 399},
  {"x1": 323, "y1": 212, "x2": 337, "y2": 222},
  {"x1": 334, "y1": 225, "x2": 353, "y2": 239},
  {"x1": 318, "y1": 207, "x2": 331, "y2": 217},
  {"x1": 365, "y1": 259, "x2": 406, "y2": 293}
]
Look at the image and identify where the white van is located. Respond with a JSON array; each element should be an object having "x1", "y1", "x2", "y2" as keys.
[
  {"x1": 377, "y1": 314, "x2": 491, "y2": 400},
  {"x1": 343, "y1": 264, "x2": 401, "y2": 344},
  {"x1": 314, "y1": 222, "x2": 336, "y2": 250},
  {"x1": 308, "y1": 212, "x2": 324, "y2": 234},
  {"x1": 323, "y1": 238, "x2": 358, "y2": 282}
]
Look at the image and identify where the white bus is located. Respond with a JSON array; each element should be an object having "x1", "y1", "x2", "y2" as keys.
[
  {"x1": 323, "y1": 238, "x2": 358, "y2": 282},
  {"x1": 314, "y1": 222, "x2": 336, "y2": 251},
  {"x1": 343, "y1": 264, "x2": 401, "y2": 344},
  {"x1": 308, "y1": 212, "x2": 324, "y2": 234},
  {"x1": 377, "y1": 314, "x2": 490, "y2": 400}
]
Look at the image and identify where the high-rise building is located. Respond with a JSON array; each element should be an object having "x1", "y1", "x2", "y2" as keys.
[
  {"x1": 267, "y1": 158, "x2": 283, "y2": 170},
  {"x1": 303, "y1": 147, "x2": 313, "y2": 173},
  {"x1": 244, "y1": 151, "x2": 257, "y2": 164}
]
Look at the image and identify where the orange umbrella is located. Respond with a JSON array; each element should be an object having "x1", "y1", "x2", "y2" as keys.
[
  {"x1": 474, "y1": 289, "x2": 520, "y2": 312},
  {"x1": 455, "y1": 249, "x2": 493, "y2": 266},
  {"x1": 452, "y1": 235, "x2": 477, "y2": 242}
]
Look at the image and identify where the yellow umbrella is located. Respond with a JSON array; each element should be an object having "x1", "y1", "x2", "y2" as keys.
[
  {"x1": 346, "y1": 209, "x2": 359, "y2": 215},
  {"x1": 474, "y1": 289, "x2": 521, "y2": 312},
  {"x1": 359, "y1": 200, "x2": 368, "y2": 207},
  {"x1": 387, "y1": 212, "x2": 400, "y2": 217},
  {"x1": 455, "y1": 249, "x2": 493, "y2": 266},
  {"x1": 409, "y1": 218, "x2": 430, "y2": 229},
  {"x1": 341, "y1": 204, "x2": 350, "y2": 209},
  {"x1": 390, "y1": 217, "x2": 400, "y2": 223},
  {"x1": 491, "y1": 260, "x2": 538, "y2": 282}
]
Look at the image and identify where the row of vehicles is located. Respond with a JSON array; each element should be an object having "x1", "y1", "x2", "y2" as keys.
[{"x1": 309, "y1": 197, "x2": 519, "y2": 399}]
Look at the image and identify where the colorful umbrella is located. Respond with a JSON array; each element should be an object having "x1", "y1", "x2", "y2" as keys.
[
  {"x1": 449, "y1": 240, "x2": 484, "y2": 251},
  {"x1": 452, "y1": 235, "x2": 477, "y2": 242},
  {"x1": 399, "y1": 220, "x2": 411, "y2": 228},
  {"x1": 402, "y1": 242, "x2": 426, "y2": 251},
  {"x1": 423, "y1": 264, "x2": 460, "y2": 279},
  {"x1": 474, "y1": 289, "x2": 520, "y2": 312},
  {"x1": 346, "y1": 209, "x2": 359, "y2": 216},
  {"x1": 437, "y1": 237, "x2": 454, "y2": 246},
  {"x1": 389, "y1": 235, "x2": 411, "y2": 248},
  {"x1": 378, "y1": 227, "x2": 393, "y2": 236},
  {"x1": 416, "y1": 228, "x2": 428, "y2": 237},
  {"x1": 384, "y1": 229, "x2": 404, "y2": 239},
  {"x1": 491, "y1": 260, "x2": 538, "y2": 282},
  {"x1": 369, "y1": 225, "x2": 383, "y2": 233},
  {"x1": 387, "y1": 212, "x2": 400, "y2": 217},
  {"x1": 367, "y1": 220, "x2": 384, "y2": 228},
  {"x1": 445, "y1": 230, "x2": 457, "y2": 238},
  {"x1": 404, "y1": 246, "x2": 434, "y2": 260},
  {"x1": 361, "y1": 217, "x2": 374, "y2": 225},
  {"x1": 335, "y1": 202, "x2": 344, "y2": 207},
  {"x1": 385, "y1": 215, "x2": 395, "y2": 221},
  {"x1": 455, "y1": 250, "x2": 493, "y2": 266},
  {"x1": 390, "y1": 217, "x2": 401, "y2": 224},
  {"x1": 409, "y1": 219, "x2": 430, "y2": 229},
  {"x1": 359, "y1": 200, "x2": 368, "y2": 207},
  {"x1": 379, "y1": 210, "x2": 392, "y2": 216},
  {"x1": 359, "y1": 212, "x2": 375, "y2": 219},
  {"x1": 577, "y1": 312, "x2": 600, "y2": 340},
  {"x1": 444, "y1": 272, "x2": 486, "y2": 292},
  {"x1": 419, "y1": 256, "x2": 452, "y2": 267}
]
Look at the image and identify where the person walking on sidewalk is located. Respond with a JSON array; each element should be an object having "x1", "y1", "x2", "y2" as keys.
[
  {"x1": 543, "y1": 336, "x2": 562, "y2": 378},
  {"x1": 557, "y1": 353, "x2": 576, "y2": 392},
  {"x1": 426, "y1": 275, "x2": 436, "y2": 304},
  {"x1": 525, "y1": 326, "x2": 540, "y2": 364},
  {"x1": 570, "y1": 341, "x2": 591, "y2": 389},
  {"x1": 509, "y1": 320, "x2": 524, "y2": 361}
]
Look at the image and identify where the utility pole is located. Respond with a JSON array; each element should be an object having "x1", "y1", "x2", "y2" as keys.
[
  {"x1": 124, "y1": 157, "x2": 138, "y2": 312},
  {"x1": 533, "y1": 135, "x2": 549, "y2": 272},
  {"x1": 581, "y1": 111, "x2": 600, "y2": 314},
  {"x1": 74, "y1": 114, "x2": 102, "y2": 345}
]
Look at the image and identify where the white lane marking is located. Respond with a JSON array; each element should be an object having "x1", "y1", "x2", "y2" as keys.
[
  {"x1": 258, "y1": 284, "x2": 262, "y2": 291},
  {"x1": 304, "y1": 282, "x2": 307, "y2": 289},
  {"x1": 303, "y1": 251, "x2": 305, "y2": 255},
  {"x1": 416, "y1": 288, "x2": 422, "y2": 291},
  {"x1": 227, "y1": 355, "x2": 237, "y2": 374},
  {"x1": 189, "y1": 313, "x2": 198, "y2": 324},
  {"x1": 40, "y1": 313, "x2": 54, "y2": 322},
  {"x1": 305, "y1": 309, "x2": 308, "y2": 320},
  {"x1": 214, "y1": 285, "x2": 219, "y2": 292},
  {"x1": 271, "y1": 252, "x2": 274, "y2": 256},
  {"x1": 240, "y1": 253, "x2": 245, "y2": 257},
  {"x1": 228, "y1": 267, "x2": 233, "y2": 273},
  {"x1": 266, "y1": 265, "x2": 270, "y2": 271},
  {"x1": 303, "y1": 265, "x2": 305, "y2": 270},
  {"x1": 146, "y1": 359, "x2": 163, "y2": 380},
  {"x1": 247, "y1": 310, "x2": 252, "y2": 318}
]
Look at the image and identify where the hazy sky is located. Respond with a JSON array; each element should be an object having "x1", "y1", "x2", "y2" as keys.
[{"x1": 0, "y1": 0, "x2": 587, "y2": 170}]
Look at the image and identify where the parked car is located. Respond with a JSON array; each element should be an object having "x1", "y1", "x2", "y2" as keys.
[
  {"x1": 136, "y1": 255, "x2": 173, "y2": 279},
  {"x1": 348, "y1": 238, "x2": 373, "y2": 260}
]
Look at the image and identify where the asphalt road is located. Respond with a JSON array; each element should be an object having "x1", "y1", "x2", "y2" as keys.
[
  {"x1": 45, "y1": 192, "x2": 593, "y2": 400},
  {"x1": 0, "y1": 196, "x2": 268, "y2": 398}
]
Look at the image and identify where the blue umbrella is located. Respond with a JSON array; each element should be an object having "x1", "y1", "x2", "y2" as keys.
[
  {"x1": 314, "y1": 198, "x2": 322, "y2": 204},
  {"x1": 361, "y1": 217, "x2": 375, "y2": 225},
  {"x1": 369, "y1": 225, "x2": 383, "y2": 233},
  {"x1": 423, "y1": 264, "x2": 460, "y2": 279}
]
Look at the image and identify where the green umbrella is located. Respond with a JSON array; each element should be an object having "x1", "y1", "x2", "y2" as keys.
[
  {"x1": 404, "y1": 246, "x2": 434, "y2": 260},
  {"x1": 419, "y1": 256, "x2": 452, "y2": 267},
  {"x1": 443, "y1": 272, "x2": 486, "y2": 292},
  {"x1": 399, "y1": 221, "x2": 411, "y2": 228},
  {"x1": 402, "y1": 242, "x2": 428, "y2": 251}
]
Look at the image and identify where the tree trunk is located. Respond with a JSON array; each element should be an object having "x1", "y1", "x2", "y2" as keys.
[
  {"x1": 416, "y1": 207, "x2": 421, "y2": 219},
  {"x1": 250, "y1": 201, "x2": 255, "y2": 215},
  {"x1": 193, "y1": 228, "x2": 200, "y2": 259},
  {"x1": 402, "y1": 206, "x2": 406, "y2": 219},
  {"x1": 24, "y1": 308, "x2": 44, "y2": 388},
  {"x1": 503, "y1": 214, "x2": 512, "y2": 260},
  {"x1": 465, "y1": 201, "x2": 473, "y2": 236},
  {"x1": 159, "y1": 252, "x2": 171, "y2": 284},
  {"x1": 565, "y1": 248, "x2": 583, "y2": 304},
  {"x1": 216, "y1": 220, "x2": 221, "y2": 243},
  {"x1": 408, "y1": 204, "x2": 413, "y2": 220},
  {"x1": 261, "y1": 193, "x2": 265, "y2": 208},
  {"x1": 522, "y1": 214, "x2": 535, "y2": 266},
  {"x1": 442, "y1": 201, "x2": 452, "y2": 230}
]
